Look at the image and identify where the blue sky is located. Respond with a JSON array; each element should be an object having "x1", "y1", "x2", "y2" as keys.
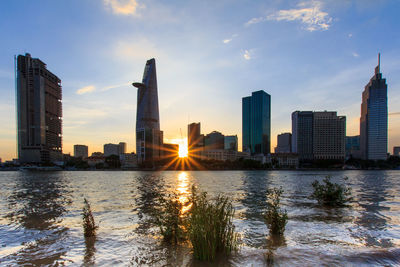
[{"x1": 1, "y1": 0, "x2": 400, "y2": 160}]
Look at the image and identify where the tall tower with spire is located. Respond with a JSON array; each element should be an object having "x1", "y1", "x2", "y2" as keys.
[
  {"x1": 133, "y1": 58, "x2": 163, "y2": 166},
  {"x1": 360, "y1": 53, "x2": 388, "y2": 160}
]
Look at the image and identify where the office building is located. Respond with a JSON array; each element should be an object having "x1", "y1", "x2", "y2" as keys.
[
  {"x1": 346, "y1": 136, "x2": 360, "y2": 159},
  {"x1": 16, "y1": 53, "x2": 62, "y2": 163},
  {"x1": 74, "y1": 145, "x2": 88, "y2": 158},
  {"x1": 292, "y1": 111, "x2": 313, "y2": 160},
  {"x1": 119, "y1": 142, "x2": 126, "y2": 154},
  {"x1": 120, "y1": 153, "x2": 138, "y2": 168},
  {"x1": 242, "y1": 90, "x2": 271, "y2": 155},
  {"x1": 313, "y1": 111, "x2": 346, "y2": 160},
  {"x1": 104, "y1": 143, "x2": 120, "y2": 157},
  {"x1": 275, "y1": 133, "x2": 292, "y2": 153},
  {"x1": 133, "y1": 58, "x2": 163, "y2": 165},
  {"x1": 224, "y1": 135, "x2": 238, "y2": 151},
  {"x1": 394, "y1": 147, "x2": 400, "y2": 157},
  {"x1": 292, "y1": 111, "x2": 346, "y2": 161},
  {"x1": 163, "y1": 143, "x2": 179, "y2": 160},
  {"x1": 360, "y1": 54, "x2": 388, "y2": 160},
  {"x1": 205, "y1": 131, "x2": 224, "y2": 150},
  {"x1": 188, "y1": 122, "x2": 204, "y2": 157}
]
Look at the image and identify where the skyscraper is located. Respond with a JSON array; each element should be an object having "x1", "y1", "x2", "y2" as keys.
[
  {"x1": 291, "y1": 111, "x2": 313, "y2": 160},
  {"x1": 242, "y1": 90, "x2": 271, "y2": 155},
  {"x1": 204, "y1": 131, "x2": 225, "y2": 150},
  {"x1": 275, "y1": 133, "x2": 292, "y2": 153},
  {"x1": 360, "y1": 53, "x2": 388, "y2": 160},
  {"x1": 188, "y1": 122, "x2": 204, "y2": 157},
  {"x1": 16, "y1": 53, "x2": 62, "y2": 163},
  {"x1": 133, "y1": 58, "x2": 163, "y2": 165}
]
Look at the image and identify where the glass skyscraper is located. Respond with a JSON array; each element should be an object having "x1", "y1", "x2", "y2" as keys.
[
  {"x1": 242, "y1": 90, "x2": 271, "y2": 155},
  {"x1": 133, "y1": 58, "x2": 163, "y2": 166},
  {"x1": 360, "y1": 54, "x2": 388, "y2": 160}
]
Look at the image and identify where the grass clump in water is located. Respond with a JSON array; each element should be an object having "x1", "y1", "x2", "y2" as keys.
[
  {"x1": 155, "y1": 193, "x2": 188, "y2": 244},
  {"x1": 265, "y1": 187, "x2": 288, "y2": 236},
  {"x1": 188, "y1": 186, "x2": 239, "y2": 261},
  {"x1": 311, "y1": 176, "x2": 352, "y2": 207},
  {"x1": 83, "y1": 198, "x2": 98, "y2": 237}
]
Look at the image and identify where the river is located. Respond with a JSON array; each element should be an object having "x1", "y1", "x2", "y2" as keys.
[{"x1": 0, "y1": 170, "x2": 399, "y2": 266}]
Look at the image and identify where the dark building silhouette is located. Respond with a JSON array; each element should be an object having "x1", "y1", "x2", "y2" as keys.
[
  {"x1": 292, "y1": 111, "x2": 313, "y2": 160},
  {"x1": 360, "y1": 53, "x2": 388, "y2": 160},
  {"x1": 16, "y1": 53, "x2": 62, "y2": 163},
  {"x1": 205, "y1": 131, "x2": 225, "y2": 150},
  {"x1": 275, "y1": 133, "x2": 292, "y2": 153},
  {"x1": 242, "y1": 90, "x2": 271, "y2": 155},
  {"x1": 224, "y1": 135, "x2": 238, "y2": 151},
  {"x1": 74, "y1": 145, "x2": 88, "y2": 158},
  {"x1": 133, "y1": 58, "x2": 163, "y2": 166}
]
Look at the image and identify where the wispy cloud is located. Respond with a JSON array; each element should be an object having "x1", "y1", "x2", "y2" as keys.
[
  {"x1": 348, "y1": 33, "x2": 353, "y2": 38},
  {"x1": 101, "y1": 82, "x2": 131, "y2": 92},
  {"x1": 103, "y1": 0, "x2": 141, "y2": 15},
  {"x1": 76, "y1": 85, "x2": 96, "y2": 95},
  {"x1": 223, "y1": 34, "x2": 238, "y2": 44},
  {"x1": 352, "y1": 52, "x2": 359, "y2": 58},
  {"x1": 243, "y1": 50, "x2": 252, "y2": 60},
  {"x1": 246, "y1": 1, "x2": 332, "y2": 32}
]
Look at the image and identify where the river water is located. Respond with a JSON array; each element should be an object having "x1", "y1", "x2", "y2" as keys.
[{"x1": 0, "y1": 170, "x2": 399, "y2": 266}]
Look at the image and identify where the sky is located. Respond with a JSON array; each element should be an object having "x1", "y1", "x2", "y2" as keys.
[{"x1": 1, "y1": 0, "x2": 400, "y2": 161}]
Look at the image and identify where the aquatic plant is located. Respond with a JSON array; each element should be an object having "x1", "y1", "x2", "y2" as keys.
[
  {"x1": 83, "y1": 198, "x2": 98, "y2": 237},
  {"x1": 155, "y1": 192, "x2": 188, "y2": 244},
  {"x1": 311, "y1": 176, "x2": 352, "y2": 207},
  {"x1": 187, "y1": 186, "x2": 239, "y2": 261},
  {"x1": 264, "y1": 187, "x2": 288, "y2": 236}
]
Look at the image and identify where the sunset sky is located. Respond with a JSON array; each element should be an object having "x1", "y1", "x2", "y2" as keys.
[{"x1": 1, "y1": 0, "x2": 400, "y2": 161}]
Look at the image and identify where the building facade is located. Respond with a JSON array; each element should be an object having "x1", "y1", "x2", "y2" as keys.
[
  {"x1": 119, "y1": 142, "x2": 126, "y2": 155},
  {"x1": 104, "y1": 143, "x2": 120, "y2": 157},
  {"x1": 275, "y1": 133, "x2": 292, "y2": 153},
  {"x1": 393, "y1": 147, "x2": 400, "y2": 157},
  {"x1": 360, "y1": 54, "x2": 388, "y2": 160},
  {"x1": 224, "y1": 135, "x2": 238, "y2": 151},
  {"x1": 133, "y1": 58, "x2": 163, "y2": 165},
  {"x1": 242, "y1": 90, "x2": 271, "y2": 155},
  {"x1": 188, "y1": 122, "x2": 204, "y2": 157},
  {"x1": 205, "y1": 131, "x2": 224, "y2": 150},
  {"x1": 313, "y1": 112, "x2": 346, "y2": 160},
  {"x1": 291, "y1": 111, "x2": 313, "y2": 160},
  {"x1": 346, "y1": 136, "x2": 360, "y2": 159},
  {"x1": 74, "y1": 145, "x2": 88, "y2": 158},
  {"x1": 16, "y1": 53, "x2": 62, "y2": 163}
]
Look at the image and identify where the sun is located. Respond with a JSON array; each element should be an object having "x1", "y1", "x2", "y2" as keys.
[{"x1": 170, "y1": 138, "x2": 188, "y2": 158}]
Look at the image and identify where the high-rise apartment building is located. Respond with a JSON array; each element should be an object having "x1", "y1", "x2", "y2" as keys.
[
  {"x1": 16, "y1": 53, "x2": 62, "y2": 163},
  {"x1": 74, "y1": 145, "x2": 88, "y2": 158},
  {"x1": 313, "y1": 112, "x2": 346, "y2": 160},
  {"x1": 360, "y1": 54, "x2": 388, "y2": 160},
  {"x1": 133, "y1": 58, "x2": 163, "y2": 165},
  {"x1": 292, "y1": 111, "x2": 346, "y2": 161},
  {"x1": 242, "y1": 90, "x2": 271, "y2": 155},
  {"x1": 224, "y1": 135, "x2": 238, "y2": 151},
  {"x1": 275, "y1": 133, "x2": 292, "y2": 153},
  {"x1": 104, "y1": 143, "x2": 120, "y2": 157},
  {"x1": 291, "y1": 111, "x2": 313, "y2": 160}
]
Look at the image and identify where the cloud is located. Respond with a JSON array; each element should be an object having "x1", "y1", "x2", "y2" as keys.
[
  {"x1": 76, "y1": 85, "x2": 96, "y2": 95},
  {"x1": 101, "y1": 82, "x2": 131, "y2": 92},
  {"x1": 246, "y1": 1, "x2": 332, "y2": 32},
  {"x1": 243, "y1": 50, "x2": 251, "y2": 60},
  {"x1": 113, "y1": 38, "x2": 162, "y2": 61},
  {"x1": 389, "y1": 112, "x2": 400, "y2": 116},
  {"x1": 103, "y1": 0, "x2": 140, "y2": 15},
  {"x1": 222, "y1": 34, "x2": 238, "y2": 44},
  {"x1": 352, "y1": 52, "x2": 359, "y2": 58},
  {"x1": 348, "y1": 33, "x2": 353, "y2": 38}
]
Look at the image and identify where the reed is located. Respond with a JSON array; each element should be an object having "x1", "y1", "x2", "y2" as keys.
[
  {"x1": 265, "y1": 187, "x2": 288, "y2": 236},
  {"x1": 188, "y1": 186, "x2": 239, "y2": 261},
  {"x1": 82, "y1": 198, "x2": 98, "y2": 237},
  {"x1": 155, "y1": 193, "x2": 187, "y2": 244},
  {"x1": 311, "y1": 176, "x2": 352, "y2": 207}
]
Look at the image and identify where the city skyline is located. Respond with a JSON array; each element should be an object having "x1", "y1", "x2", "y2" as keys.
[{"x1": 1, "y1": 1, "x2": 400, "y2": 161}]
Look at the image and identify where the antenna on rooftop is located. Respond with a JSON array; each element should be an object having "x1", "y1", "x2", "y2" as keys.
[{"x1": 378, "y1": 53, "x2": 381, "y2": 73}]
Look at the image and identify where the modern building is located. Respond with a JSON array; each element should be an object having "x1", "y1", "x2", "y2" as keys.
[
  {"x1": 313, "y1": 111, "x2": 346, "y2": 160},
  {"x1": 346, "y1": 136, "x2": 360, "y2": 159},
  {"x1": 120, "y1": 153, "x2": 138, "y2": 169},
  {"x1": 119, "y1": 142, "x2": 126, "y2": 155},
  {"x1": 202, "y1": 149, "x2": 250, "y2": 161},
  {"x1": 16, "y1": 53, "x2": 62, "y2": 163},
  {"x1": 275, "y1": 133, "x2": 292, "y2": 153},
  {"x1": 163, "y1": 143, "x2": 179, "y2": 160},
  {"x1": 242, "y1": 90, "x2": 271, "y2": 155},
  {"x1": 188, "y1": 122, "x2": 204, "y2": 157},
  {"x1": 74, "y1": 145, "x2": 88, "y2": 158},
  {"x1": 133, "y1": 58, "x2": 163, "y2": 166},
  {"x1": 104, "y1": 143, "x2": 120, "y2": 157},
  {"x1": 393, "y1": 147, "x2": 400, "y2": 157},
  {"x1": 270, "y1": 153, "x2": 299, "y2": 169},
  {"x1": 292, "y1": 111, "x2": 346, "y2": 161},
  {"x1": 205, "y1": 131, "x2": 225, "y2": 150},
  {"x1": 360, "y1": 54, "x2": 388, "y2": 160},
  {"x1": 292, "y1": 111, "x2": 313, "y2": 160},
  {"x1": 224, "y1": 135, "x2": 238, "y2": 151}
]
